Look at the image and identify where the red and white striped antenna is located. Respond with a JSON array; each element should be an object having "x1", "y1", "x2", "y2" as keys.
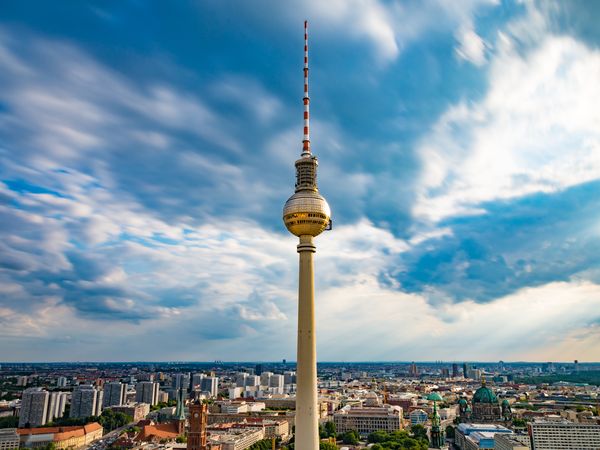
[{"x1": 302, "y1": 20, "x2": 311, "y2": 157}]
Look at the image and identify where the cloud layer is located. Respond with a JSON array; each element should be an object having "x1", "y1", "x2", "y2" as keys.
[{"x1": 1, "y1": 0, "x2": 600, "y2": 361}]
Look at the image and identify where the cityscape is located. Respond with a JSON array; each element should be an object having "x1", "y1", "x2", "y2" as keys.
[{"x1": 2, "y1": 1, "x2": 600, "y2": 450}]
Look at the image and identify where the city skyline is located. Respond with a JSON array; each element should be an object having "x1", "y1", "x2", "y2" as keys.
[{"x1": 2, "y1": 1, "x2": 600, "y2": 362}]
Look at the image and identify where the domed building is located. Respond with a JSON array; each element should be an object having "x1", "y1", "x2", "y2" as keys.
[{"x1": 471, "y1": 379, "x2": 501, "y2": 422}]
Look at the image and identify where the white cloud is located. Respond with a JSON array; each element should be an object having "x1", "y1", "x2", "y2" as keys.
[
  {"x1": 455, "y1": 26, "x2": 487, "y2": 65},
  {"x1": 414, "y1": 14, "x2": 600, "y2": 222}
]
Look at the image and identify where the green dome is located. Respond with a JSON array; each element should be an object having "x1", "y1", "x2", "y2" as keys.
[
  {"x1": 428, "y1": 392, "x2": 443, "y2": 402},
  {"x1": 473, "y1": 385, "x2": 498, "y2": 403},
  {"x1": 458, "y1": 398, "x2": 468, "y2": 405},
  {"x1": 502, "y1": 399, "x2": 510, "y2": 405}
]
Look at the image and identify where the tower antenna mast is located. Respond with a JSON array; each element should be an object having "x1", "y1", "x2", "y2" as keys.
[{"x1": 302, "y1": 20, "x2": 311, "y2": 156}]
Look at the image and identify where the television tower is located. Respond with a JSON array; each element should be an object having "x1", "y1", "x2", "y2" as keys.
[{"x1": 282, "y1": 21, "x2": 331, "y2": 450}]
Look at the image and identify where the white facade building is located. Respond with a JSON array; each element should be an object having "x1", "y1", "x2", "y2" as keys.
[
  {"x1": 70, "y1": 385, "x2": 102, "y2": 418},
  {"x1": 528, "y1": 419, "x2": 600, "y2": 449},
  {"x1": 333, "y1": 404, "x2": 403, "y2": 437}
]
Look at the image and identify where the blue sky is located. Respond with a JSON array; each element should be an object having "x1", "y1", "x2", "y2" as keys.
[{"x1": 1, "y1": 0, "x2": 600, "y2": 362}]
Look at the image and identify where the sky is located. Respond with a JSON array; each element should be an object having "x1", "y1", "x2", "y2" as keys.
[{"x1": 1, "y1": 0, "x2": 600, "y2": 362}]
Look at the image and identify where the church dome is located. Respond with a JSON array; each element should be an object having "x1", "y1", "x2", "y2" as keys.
[
  {"x1": 473, "y1": 385, "x2": 498, "y2": 403},
  {"x1": 502, "y1": 399, "x2": 510, "y2": 406},
  {"x1": 458, "y1": 398, "x2": 468, "y2": 406},
  {"x1": 427, "y1": 392, "x2": 443, "y2": 402}
]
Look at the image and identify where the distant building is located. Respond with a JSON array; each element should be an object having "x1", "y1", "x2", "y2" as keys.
[
  {"x1": 259, "y1": 372, "x2": 273, "y2": 387},
  {"x1": 0, "y1": 428, "x2": 19, "y2": 450},
  {"x1": 528, "y1": 419, "x2": 600, "y2": 449},
  {"x1": 192, "y1": 373, "x2": 205, "y2": 390},
  {"x1": 409, "y1": 409, "x2": 428, "y2": 426},
  {"x1": 56, "y1": 377, "x2": 67, "y2": 388},
  {"x1": 334, "y1": 402, "x2": 402, "y2": 437},
  {"x1": 452, "y1": 364, "x2": 460, "y2": 378},
  {"x1": 283, "y1": 371, "x2": 296, "y2": 385},
  {"x1": 16, "y1": 377, "x2": 28, "y2": 387},
  {"x1": 104, "y1": 382, "x2": 126, "y2": 408},
  {"x1": 200, "y1": 377, "x2": 219, "y2": 397},
  {"x1": 171, "y1": 374, "x2": 190, "y2": 392},
  {"x1": 19, "y1": 388, "x2": 49, "y2": 427},
  {"x1": 70, "y1": 385, "x2": 102, "y2": 419},
  {"x1": 135, "y1": 382, "x2": 159, "y2": 406},
  {"x1": 108, "y1": 403, "x2": 149, "y2": 422}
]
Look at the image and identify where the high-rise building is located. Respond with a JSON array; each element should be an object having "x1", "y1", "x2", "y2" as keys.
[
  {"x1": 200, "y1": 377, "x2": 219, "y2": 397},
  {"x1": 283, "y1": 371, "x2": 296, "y2": 385},
  {"x1": 16, "y1": 376, "x2": 28, "y2": 387},
  {"x1": 452, "y1": 364, "x2": 460, "y2": 378},
  {"x1": 282, "y1": 21, "x2": 331, "y2": 450},
  {"x1": 46, "y1": 392, "x2": 68, "y2": 423},
  {"x1": 192, "y1": 373, "x2": 205, "y2": 390},
  {"x1": 172, "y1": 373, "x2": 191, "y2": 392},
  {"x1": 259, "y1": 372, "x2": 273, "y2": 387},
  {"x1": 235, "y1": 373, "x2": 248, "y2": 388},
  {"x1": 19, "y1": 388, "x2": 49, "y2": 427},
  {"x1": 104, "y1": 382, "x2": 126, "y2": 407},
  {"x1": 135, "y1": 382, "x2": 159, "y2": 406},
  {"x1": 187, "y1": 401, "x2": 208, "y2": 450},
  {"x1": 269, "y1": 375, "x2": 284, "y2": 391},
  {"x1": 528, "y1": 419, "x2": 600, "y2": 449},
  {"x1": 56, "y1": 377, "x2": 68, "y2": 388},
  {"x1": 245, "y1": 375, "x2": 260, "y2": 387},
  {"x1": 70, "y1": 385, "x2": 102, "y2": 419},
  {"x1": 254, "y1": 364, "x2": 263, "y2": 376}
]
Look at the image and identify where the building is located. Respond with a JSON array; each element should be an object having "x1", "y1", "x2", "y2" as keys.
[
  {"x1": 46, "y1": 392, "x2": 68, "y2": 423},
  {"x1": 269, "y1": 375, "x2": 284, "y2": 393},
  {"x1": 452, "y1": 364, "x2": 460, "y2": 378},
  {"x1": 56, "y1": 377, "x2": 67, "y2": 388},
  {"x1": 16, "y1": 377, "x2": 28, "y2": 387},
  {"x1": 19, "y1": 388, "x2": 49, "y2": 427},
  {"x1": 104, "y1": 382, "x2": 126, "y2": 407},
  {"x1": 409, "y1": 409, "x2": 428, "y2": 426},
  {"x1": 282, "y1": 20, "x2": 331, "y2": 450},
  {"x1": 17, "y1": 423, "x2": 103, "y2": 449},
  {"x1": 455, "y1": 424, "x2": 512, "y2": 450},
  {"x1": 108, "y1": 403, "x2": 150, "y2": 422},
  {"x1": 208, "y1": 428, "x2": 264, "y2": 450},
  {"x1": 171, "y1": 374, "x2": 191, "y2": 392},
  {"x1": 135, "y1": 382, "x2": 159, "y2": 406},
  {"x1": 471, "y1": 380, "x2": 501, "y2": 423},
  {"x1": 333, "y1": 404, "x2": 403, "y2": 437},
  {"x1": 70, "y1": 385, "x2": 102, "y2": 419},
  {"x1": 0, "y1": 429, "x2": 19, "y2": 450},
  {"x1": 200, "y1": 377, "x2": 219, "y2": 397},
  {"x1": 528, "y1": 419, "x2": 600, "y2": 449},
  {"x1": 427, "y1": 393, "x2": 444, "y2": 449},
  {"x1": 494, "y1": 433, "x2": 530, "y2": 450},
  {"x1": 187, "y1": 401, "x2": 208, "y2": 450},
  {"x1": 192, "y1": 373, "x2": 205, "y2": 390}
]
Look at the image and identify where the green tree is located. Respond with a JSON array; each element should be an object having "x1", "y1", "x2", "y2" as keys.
[
  {"x1": 319, "y1": 442, "x2": 337, "y2": 450},
  {"x1": 410, "y1": 424, "x2": 428, "y2": 441},
  {"x1": 367, "y1": 431, "x2": 389, "y2": 443},
  {"x1": 0, "y1": 416, "x2": 19, "y2": 429},
  {"x1": 341, "y1": 430, "x2": 359, "y2": 445},
  {"x1": 324, "y1": 421, "x2": 336, "y2": 438}
]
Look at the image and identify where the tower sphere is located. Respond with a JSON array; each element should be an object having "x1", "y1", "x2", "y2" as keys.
[{"x1": 283, "y1": 188, "x2": 330, "y2": 237}]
